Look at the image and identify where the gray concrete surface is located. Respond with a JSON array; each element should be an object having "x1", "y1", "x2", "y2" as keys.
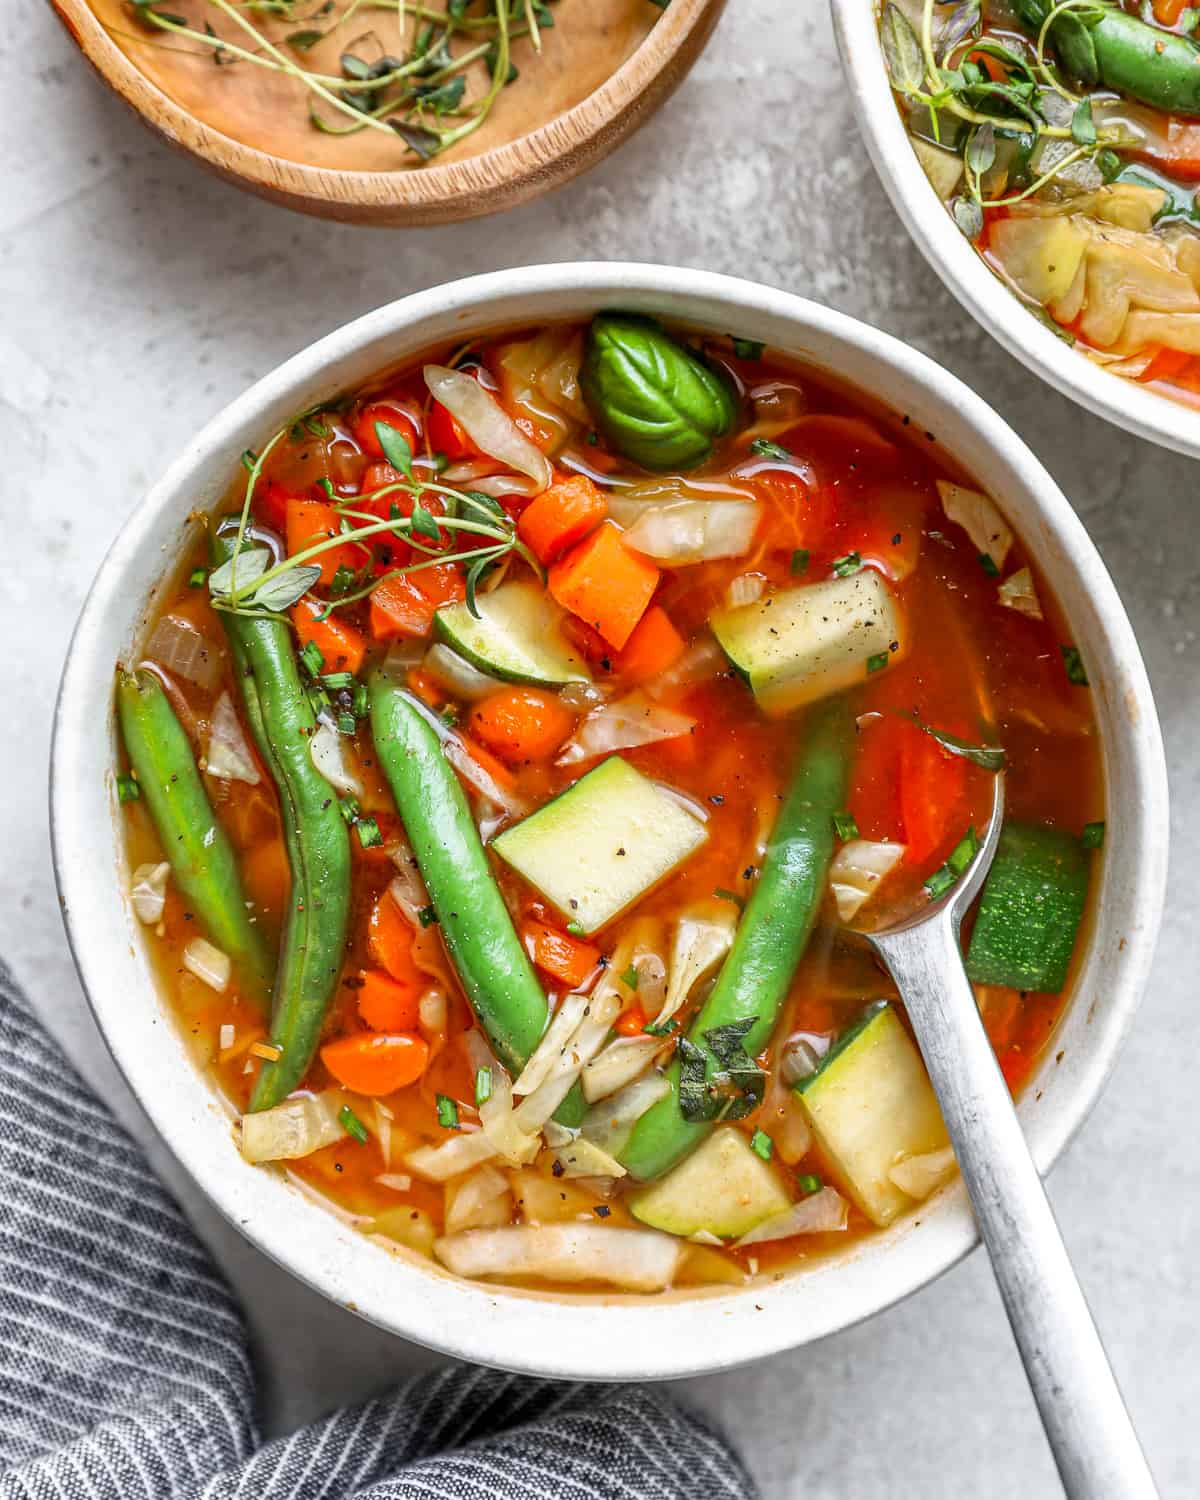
[{"x1": 3, "y1": 1, "x2": 1196, "y2": 1494}]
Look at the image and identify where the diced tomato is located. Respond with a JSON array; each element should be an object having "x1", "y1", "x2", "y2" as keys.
[
  {"x1": 898, "y1": 719, "x2": 968, "y2": 866},
  {"x1": 840, "y1": 482, "x2": 927, "y2": 582},
  {"x1": 847, "y1": 717, "x2": 904, "y2": 845},
  {"x1": 369, "y1": 563, "x2": 464, "y2": 640},
  {"x1": 352, "y1": 401, "x2": 421, "y2": 462},
  {"x1": 1138, "y1": 346, "x2": 1195, "y2": 385},
  {"x1": 255, "y1": 481, "x2": 293, "y2": 535},
  {"x1": 428, "y1": 397, "x2": 481, "y2": 461},
  {"x1": 615, "y1": 1003, "x2": 647, "y2": 1036}
]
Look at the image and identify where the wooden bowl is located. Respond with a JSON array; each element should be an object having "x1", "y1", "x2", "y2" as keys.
[{"x1": 49, "y1": 0, "x2": 726, "y2": 226}]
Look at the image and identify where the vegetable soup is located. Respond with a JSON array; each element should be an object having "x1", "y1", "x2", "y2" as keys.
[
  {"x1": 882, "y1": 0, "x2": 1200, "y2": 408},
  {"x1": 115, "y1": 314, "x2": 1102, "y2": 1294}
]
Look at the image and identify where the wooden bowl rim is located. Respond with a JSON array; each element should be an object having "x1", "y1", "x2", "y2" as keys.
[{"x1": 51, "y1": 0, "x2": 720, "y2": 213}]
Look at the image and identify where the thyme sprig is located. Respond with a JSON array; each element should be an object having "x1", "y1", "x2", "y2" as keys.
[
  {"x1": 122, "y1": 0, "x2": 559, "y2": 161},
  {"x1": 881, "y1": 0, "x2": 1135, "y2": 236},
  {"x1": 211, "y1": 415, "x2": 537, "y2": 622}
]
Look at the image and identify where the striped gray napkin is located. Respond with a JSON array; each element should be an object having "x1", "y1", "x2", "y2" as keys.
[{"x1": 0, "y1": 960, "x2": 755, "y2": 1499}]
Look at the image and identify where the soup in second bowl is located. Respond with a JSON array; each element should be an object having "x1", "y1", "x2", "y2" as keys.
[{"x1": 114, "y1": 312, "x2": 1102, "y2": 1293}]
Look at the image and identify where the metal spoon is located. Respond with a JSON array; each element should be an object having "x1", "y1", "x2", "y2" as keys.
[{"x1": 852, "y1": 773, "x2": 1157, "y2": 1499}]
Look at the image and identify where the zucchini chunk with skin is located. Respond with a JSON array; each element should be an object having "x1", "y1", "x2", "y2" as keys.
[
  {"x1": 435, "y1": 579, "x2": 590, "y2": 688},
  {"x1": 796, "y1": 1002, "x2": 947, "y2": 1227},
  {"x1": 630, "y1": 1127, "x2": 791, "y2": 1240},
  {"x1": 492, "y1": 757, "x2": 708, "y2": 935},
  {"x1": 710, "y1": 571, "x2": 905, "y2": 717}
]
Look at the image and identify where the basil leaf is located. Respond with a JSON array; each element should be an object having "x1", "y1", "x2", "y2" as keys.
[
  {"x1": 580, "y1": 314, "x2": 736, "y2": 472},
  {"x1": 252, "y1": 564, "x2": 322, "y2": 613},
  {"x1": 966, "y1": 120, "x2": 996, "y2": 176},
  {"x1": 881, "y1": 2, "x2": 926, "y2": 95},
  {"x1": 678, "y1": 1037, "x2": 717, "y2": 1122},
  {"x1": 1071, "y1": 97, "x2": 1096, "y2": 147}
]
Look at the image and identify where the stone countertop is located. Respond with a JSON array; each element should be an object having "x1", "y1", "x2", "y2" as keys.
[{"x1": 2, "y1": 1, "x2": 1196, "y2": 1494}]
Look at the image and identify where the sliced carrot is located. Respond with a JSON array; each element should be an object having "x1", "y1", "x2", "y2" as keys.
[
  {"x1": 468, "y1": 687, "x2": 576, "y2": 764},
  {"x1": 370, "y1": 564, "x2": 464, "y2": 640},
  {"x1": 615, "y1": 1003, "x2": 647, "y2": 1037},
  {"x1": 320, "y1": 1032, "x2": 429, "y2": 1095},
  {"x1": 517, "y1": 475, "x2": 608, "y2": 564},
  {"x1": 519, "y1": 919, "x2": 601, "y2": 989},
  {"x1": 241, "y1": 839, "x2": 291, "y2": 918},
  {"x1": 368, "y1": 890, "x2": 425, "y2": 987},
  {"x1": 457, "y1": 734, "x2": 518, "y2": 791},
  {"x1": 291, "y1": 598, "x2": 365, "y2": 676},
  {"x1": 286, "y1": 498, "x2": 360, "y2": 587},
  {"x1": 1152, "y1": 0, "x2": 1189, "y2": 24},
  {"x1": 548, "y1": 522, "x2": 660, "y2": 649},
  {"x1": 615, "y1": 605, "x2": 686, "y2": 683},
  {"x1": 357, "y1": 967, "x2": 422, "y2": 1032}
]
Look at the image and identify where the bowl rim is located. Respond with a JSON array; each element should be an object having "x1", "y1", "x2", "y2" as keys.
[
  {"x1": 48, "y1": 0, "x2": 724, "y2": 224},
  {"x1": 50, "y1": 262, "x2": 1169, "y2": 1380},
  {"x1": 829, "y1": 0, "x2": 1200, "y2": 463}
]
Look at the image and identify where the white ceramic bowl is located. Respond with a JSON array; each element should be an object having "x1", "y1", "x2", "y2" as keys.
[
  {"x1": 51, "y1": 264, "x2": 1167, "y2": 1381},
  {"x1": 831, "y1": 0, "x2": 1200, "y2": 462}
]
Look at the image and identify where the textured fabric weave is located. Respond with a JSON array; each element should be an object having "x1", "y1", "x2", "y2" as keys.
[{"x1": 0, "y1": 960, "x2": 755, "y2": 1500}]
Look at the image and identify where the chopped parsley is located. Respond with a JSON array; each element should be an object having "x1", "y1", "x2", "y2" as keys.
[
  {"x1": 750, "y1": 1129, "x2": 773, "y2": 1161},
  {"x1": 1061, "y1": 645, "x2": 1089, "y2": 686},
  {"x1": 474, "y1": 1067, "x2": 493, "y2": 1107},
  {"x1": 1081, "y1": 820, "x2": 1106, "y2": 850},
  {"x1": 116, "y1": 774, "x2": 140, "y2": 804},
  {"x1": 832, "y1": 810, "x2": 859, "y2": 842},
  {"x1": 790, "y1": 548, "x2": 810, "y2": 576},
  {"x1": 831, "y1": 551, "x2": 862, "y2": 578},
  {"x1": 338, "y1": 1105, "x2": 369, "y2": 1145},
  {"x1": 436, "y1": 1094, "x2": 459, "y2": 1130}
]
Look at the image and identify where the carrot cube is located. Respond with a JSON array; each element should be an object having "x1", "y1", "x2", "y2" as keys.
[
  {"x1": 615, "y1": 605, "x2": 685, "y2": 683},
  {"x1": 285, "y1": 498, "x2": 360, "y2": 587},
  {"x1": 291, "y1": 598, "x2": 365, "y2": 676},
  {"x1": 357, "y1": 968, "x2": 422, "y2": 1033},
  {"x1": 548, "y1": 522, "x2": 660, "y2": 650},
  {"x1": 518, "y1": 475, "x2": 607, "y2": 564},
  {"x1": 519, "y1": 918, "x2": 601, "y2": 989}
]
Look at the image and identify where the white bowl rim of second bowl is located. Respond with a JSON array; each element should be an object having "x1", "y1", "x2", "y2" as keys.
[
  {"x1": 50, "y1": 262, "x2": 1168, "y2": 1382},
  {"x1": 830, "y1": 0, "x2": 1200, "y2": 463}
]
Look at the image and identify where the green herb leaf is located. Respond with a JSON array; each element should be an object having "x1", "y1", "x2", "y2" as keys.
[
  {"x1": 833, "y1": 810, "x2": 860, "y2": 842},
  {"x1": 391, "y1": 121, "x2": 443, "y2": 159},
  {"x1": 790, "y1": 548, "x2": 810, "y2": 576},
  {"x1": 410, "y1": 503, "x2": 443, "y2": 543},
  {"x1": 375, "y1": 421, "x2": 414, "y2": 478},
  {"x1": 436, "y1": 1094, "x2": 459, "y2": 1130},
  {"x1": 881, "y1": 2, "x2": 926, "y2": 94},
  {"x1": 954, "y1": 196, "x2": 984, "y2": 239},
  {"x1": 287, "y1": 29, "x2": 326, "y2": 50},
  {"x1": 1061, "y1": 645, "x2": 1089, "y2": 686},
  {"x1": 619, "y1": 965, "x2": 639, "y2": 991},
  {"x1": 750, "y1": 1129, "x2": 773, "y2": 1161},
  {"x1": 677, "y1": 1037, "x2": 716, "y2": 1122},
  {"x1": 731, "y1": 336, "x2": 765, "y2": 360},
  {"x1": 749, "y1": 437, "x2": 793, "y2": 462},
  {"x1": 1071, "y1": 98, "x2": 1097, "y2": 147},
  {"x1": 866, "y1": 651, "x2": 890, "y2": 674},
  {"x1": 299, "y1": 639, "x2": 325, "y2": 678},
  {"x1": 188, "y1": 567, "x2": 207, "y2": 588},
  {"x1": 339, "y1": 1104, "x2": 369, "y2": 1144},
  {"x1": 978, "y1": 551, "x2": 1000, "y2": 577},
  {"x1": 966, "y1": 121, "x2": 996, "y2": 176},
  {"x1": 412, "y1": 75, "x2": 466, "y2": 115},
  {"x1": 475, "y1": 1067, "x2": 493, "y2": 1107},
  {"x1": 341, "y1": 51, "x2": 373, "y2": 80},
  {"x1": 464, "y1": 554, "x2": 493, "y2": 621},
  {"x1": 339, "y1": 795, "x2": 361, "y2": 826},
  {"x1": 796, "y1": 1172, "x2": 822, "y2": 1195},
  {"x1": 1081, "y1": 820, "x2": 1105, "y2": 850},
  {"x1": 253, "y1": 565, "x2": 322, "y2": 613},
  {"x1": 713, "y1": 886, "x2": 745, "y2": 911},
  {"x1": 116, "y1": 773, "x2": 140, "y2": 804},
  {"x1": 417, "y1": 905, "x2": 439, "y2": 929},
  {"x1": 207, "y1": 547, "x2": 271, "y2": 599},
  {"x1": 902, "y1": 713, "x2": 1006, "y2": 771},
  {"x1": 321, "y1": 671, "x2": 354, "y2": 690},
  {"x1": 356, "y1": 815, "x2": 383, "y2": 850},
  {"x1": 831, "y1": 551, "x2": 862, "y2": 578}
]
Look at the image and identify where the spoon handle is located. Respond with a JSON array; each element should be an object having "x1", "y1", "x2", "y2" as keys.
[{"x1": 872, "y1": 914, "x2": 1157, "y2": 1500}]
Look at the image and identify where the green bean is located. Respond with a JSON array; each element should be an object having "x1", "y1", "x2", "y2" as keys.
[
  {"x1": 368, "y1": 673, "x2": 585, "y2": 1125},
  {"x1": 618, "y1": 701, "x2": 851, "y2": 1182},
  {"x1": 116, "y1": 668, "x2": 273, "y2": 1001},
  {"x1": 1014, "y1": 0, "x2": 1200, "y2": 115},
  {"x1": 212, "y1": 529, "x2": 352, "y2": 1111}
]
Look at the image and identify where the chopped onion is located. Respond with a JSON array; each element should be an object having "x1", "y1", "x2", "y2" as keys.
[
  {"x1": 383, "y1": 639, "x2": 428, "y2": 678},
  {"x1": 582, "y1": 1036, "x2": 665, "y2": 1103},
  {"x1": 998, "y1": 566, "x2": 1044, "y2": 620},
  {"x1": 373, "y1": 1099, "x2": 393, "y2": 1168},
  {"x1": 424, "y1": 365, "x2": 553, "y2": 491},
  {"x1": 441, "y1": 458, "x2": 502, "y2": 484},
  {"x1": 779, "y1": 1031, "x2": 831, "y2": 1087},
  {"x1": 310, "y1": 722, "x2": 363, "y2": 797},
  {"x1": 219, "y1": 1022, "x2": 235, "y2": 1052},
  {"x1": 553, "y1": 1137, "x2": 627, "y2": 1179},
  {"x1": 240, "y1": 1090, "x2": 348, "y2": 1163},
  {"x1": 418, "y1": 988, "x2": 448, "y2": 1037},
  {"x1": 643, "y1": 635, "x2": 725, "y2": 699},
  {"x1": 183, "y1": 937, "x2": 231, "y2": 993},
  {"x1": 512, "y1": 990, "x2": 621, "y2": 1133},
  {"x1": 467, "y1": 473, "x2": 541, "y2": 499},
  {"x1": 146, "y1": 614, "x2": 222, "y2": 690},
  {"x1": 406, "y1": 1129, "x2": 499, "y2": 1182},
  {"x1": 557, "y1": 691, "x2": 695, "y2": 766},
  {"x1": 434, "y1": 1224, "x2": 683, "y2": 1292},
  {"x1": 660, "y1": 899, "x2": 737, "y2": 1027},
  {"x1": 478, "y1": 1061, "x2": 541, "y2": 1167},
  {"x1": 725, "y1": 572, "x2": 766, "y2": 609},
  {"x1": 581, "y1": 1073, "x2": 671, "y2": 1157},
  {"x1": 206, "y1": 691, "x2": 260, "y2": 785},
  {"x1": 444, "y1": 737, "x2": 525, "y2": 815},
  {"x1": 889, "y1": 1145, "x2": 957, "y2": 1200},
  {"x1": 558, "y1": 680, "x2": 611, "y2": 711},
  {"x1": 733, "y1": 1187, "x2": 848, "y2": 1247},
  {"x1": 444, "y1": 1164, "x2": 512, "y2": 1235},
  {"x1": 829, "y1": 840, "x2": 906, "y2": 923},
  {"x1": 130, "y1": 861, "x2": 170, "y2": 925},
  {"x1": 512, "y1": 992, "x2": 591, "y2": 1097},
  {"x1": 422, "y1": 643, "x2": 503, "y2": 703},
  {"x1": 617, "y1": 500, "x2": 762, "y2": 564},
  {"x1": 936, "y1": 481, "x2": 1013, "y2": 571},
  {"x1": 375, "y1": 1172, "x2": 413, "y2": 1193},
  {"x1": 541, "y1": 1120, "x2": 577, "y2": 1149}
]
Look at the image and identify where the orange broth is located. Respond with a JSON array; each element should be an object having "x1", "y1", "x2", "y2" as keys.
[{"x1": 117, "y1": 321, "x2": 1103, "y2": 1292}]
